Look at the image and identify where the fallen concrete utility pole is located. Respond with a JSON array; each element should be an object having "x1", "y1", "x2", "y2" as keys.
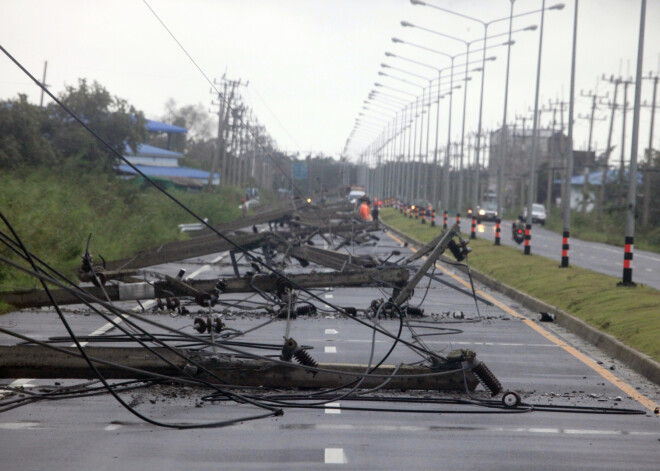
[
  {"x1": 104, "y1": 232, "x2": 269, "y2": 271},
  {"x1": 0, "y1": 345, "x2": 478, "y2": 392},
  {"x1": 394, "y1": 224, "x2": 460, "y2": 306},
  {"x1": 281, "y1": 245, "x2": 379, "y2": 271},
  {"x1": 406, "y1": 230, "x2": 449, "y2": 264},
  {"x1": 1, "y1": 268, "x2": 410, "y2": 308}
]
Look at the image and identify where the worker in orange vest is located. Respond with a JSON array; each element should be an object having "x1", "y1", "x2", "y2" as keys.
[{"x1": 359, "y1": 199, "x2": 371, "y2": 221}]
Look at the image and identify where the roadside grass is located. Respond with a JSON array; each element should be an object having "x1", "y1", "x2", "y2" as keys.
[
  {"x1": 0, "y1": 169, "x2": 243, "y2": 307},
  {"x1": 381, "y1": 207, "x2": 660, "y2": 363}
]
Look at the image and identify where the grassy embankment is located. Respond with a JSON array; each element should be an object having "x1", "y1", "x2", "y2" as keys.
[
  {"x1": 0, "y1": 169, "x2": 245, "y2": 312},
  {"x1": 381, "y1": 207, "x2": 660, "y2": 363}
]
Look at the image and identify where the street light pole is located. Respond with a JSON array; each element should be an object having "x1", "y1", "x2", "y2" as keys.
[
  {"x1": 620, "y1": 0, "x2": 647, "y2": 286},
  {"x1": 498, "y1": 0, "x2": 516, "y2": 246},
  {"x1": 524, "y1": 0, "x2": 547, "y2": 256}
]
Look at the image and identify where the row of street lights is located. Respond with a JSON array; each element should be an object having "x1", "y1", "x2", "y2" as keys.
[
  {"x1": 346, "y1": 0, "x2": 565, "y2": 255},
  {"x1": 347, "y1": 0, "x2": 649, "y2": 287}
]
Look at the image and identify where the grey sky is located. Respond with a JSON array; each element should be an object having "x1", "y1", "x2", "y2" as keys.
[{"x1": 1, "y1": 0, "x2": 658, "y2": 162}]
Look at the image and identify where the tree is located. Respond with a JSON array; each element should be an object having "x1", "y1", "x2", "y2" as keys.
[
  {"x1": 0, "y1": 95, "x2": 56, "y2": 169},
  {"x1": 47, "y1": 79, "x2": 146, "y2": 173}
]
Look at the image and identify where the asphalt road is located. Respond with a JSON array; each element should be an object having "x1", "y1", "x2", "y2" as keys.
[
  {"x1": 466, "y1": 219, "x2": 660, "y2": 290},
  {"x1": 1, "y1": 227, "x2": 659, "y2": 470}
]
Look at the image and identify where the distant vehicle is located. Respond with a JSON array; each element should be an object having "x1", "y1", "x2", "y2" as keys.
[
  {"x1": 512, "y1": 219, "x2": 525, "y2": 244},
  {"x1": 476, "y1": 201, "x2": 498, "y2": 223},
  {"x1": 521, "y1": 203, "x2": 547, "y2": 225},
  {"x1": 348, "y1": 189, "x2": 366, "y2": 203},
  {"x1": 410, "y1": 199, "x2": 432, "y2": 216}
]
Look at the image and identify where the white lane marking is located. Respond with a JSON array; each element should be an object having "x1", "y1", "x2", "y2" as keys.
[
  {"x1": 0, "y1": 422, "x2": 42, "y2": 430},
  {"x1": 325, "y1": 329, "x2": 338, "y2": 335},
  {"x1": 325, "y1": 402, "x2": 341, "y2": 414},
  {"x1": 325, "y1": 346, "x2": 337, "y2": 353},
  {"x1": 8, "y1": 378, "x2": 34, "y2": 388},
  {"x1": 646, "y1": 268, "x2": 653, "y2": 272},
  {"x1": 324, "y1": 448, "x2": 346, "y2": 464},
  {"x1": 316, "y1": 424, "x2": 657, "y2": 436},
  {"x1": 324, "y1": 294, "x2": 334, "y2": 299},
  {"x1": 0, "y1": 378, "x2": 36, "y2": 399},
  {"x1": 211, "y1": 254, "x2": 225, "y2": 264},
  {"x1": 105, "y1": 424, "x2": 122, "y2": 431},
  {"x1": 185, "y1": 254, "x2": 225, "y2": 280},
  {"x1": 186, "y1": 265, "x2": 210, "y2": 279}
]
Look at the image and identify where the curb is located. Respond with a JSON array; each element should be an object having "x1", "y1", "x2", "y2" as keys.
[{"x1": 381, "y1": 219, "x2": 660, "y2": 387}]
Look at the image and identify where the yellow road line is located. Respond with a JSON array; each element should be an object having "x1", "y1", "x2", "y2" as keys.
[{"x1": 388, "y1": 232, "x2": 659, "y2": 412}]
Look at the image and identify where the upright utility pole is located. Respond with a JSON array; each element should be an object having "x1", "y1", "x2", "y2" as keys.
[
  {"x1": 577, "y1": 90, "x2": 607, "y2": 214},
  {"x1": 496, "y1": 0, "x2": 516, "y2": 244},
  {"x1": 617, "y1": 77, "x2": 635, "y2": 206},
  {"x1": 207, "y1": 80, "x2": 228, "y2": 190},
  {"x1": 620, "y1": 0, "x2": 647, "y2": 287},
  {"x1": 560, "y1": 0, "x2": 578, "y2": 268},
  {"x1": 39, "y1": 61, "x2": 48, "y2": 107},
  {"x1": 524, "y1": 0, "x2": 547, "y2": 256},
  {"x1": 599, "y1": 76, "x2": 621, "y2": 220},
  {"x1": 641, "y1": 72, "x2": 658, "y2": 227}
]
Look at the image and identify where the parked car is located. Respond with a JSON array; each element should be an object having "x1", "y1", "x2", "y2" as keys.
[
  {"x1": 521, "y1": 203, "x2": 547, "y2": 225},
  {"x1": 476, "y1": 201, "x2": 498, "y2": 223}
]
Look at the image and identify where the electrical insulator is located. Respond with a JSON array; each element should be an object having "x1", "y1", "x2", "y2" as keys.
[
  {"x1": 293, "y1": 348, "x2": 318, "y2": 368},
  {"x1": 471, "y1": 360, "x2": 503, "y2": 396},
  {"x1": 193, "y1": 317, "x2": 206, "y2": 333}
]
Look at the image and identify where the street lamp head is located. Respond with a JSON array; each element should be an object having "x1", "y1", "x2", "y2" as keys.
[
  {"x1": 392, "y1": 37, "x2": 404, "y2": 44},
  {"x1": 487, "y1": 56, "x2": 497, "y2": 62},
  {"x1": 525, "y1": 25, "x2": 538, "y2": 31},
  {"x1": 400, "y1": 21, "x2": 414, "y2": 28},
  {"x1": 549, "y1": 3, "x2": 565, "y2": 10},
  {"x1": 410, "y1": 0, "x2": 426, "y2": 5},
  {"x1": 374, "y1": 83, "x2": 383, "y2": 87},
  {"x1": 378, "y1": 71, "x2": 386, "y2": 76},
  {"x1": 380, "y1": 63, "x2": 390, "y2": 68},
  {"x1": 504, "y1": 40, "x2": 516, "y2": 46},
  {"x1": 385, "y1": 51, "x2": 396, "y2": 57}
]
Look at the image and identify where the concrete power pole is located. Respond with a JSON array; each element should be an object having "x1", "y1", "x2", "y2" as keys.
[
  {"x1": 641, "y1": 72, "x2": 658, "y2": 227},
  {"x1": 619, "y1": 0, "x2": 647, "y2": 287},
  {"x1": 577, "y1": 90, "x2": 607, "y2": 214},
  {"x1": 207, "y1": 80, "x2": 228, "y2": 191},
  {"x1": 39, "y1": 61, "x2": 48, "y2": 107}
]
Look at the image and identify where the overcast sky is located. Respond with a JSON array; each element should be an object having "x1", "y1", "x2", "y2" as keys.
[{"x1": 1, "y1": 0, "x2": 659, "y2": 163}]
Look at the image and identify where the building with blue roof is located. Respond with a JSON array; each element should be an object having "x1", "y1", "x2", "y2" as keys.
[{"x1": 118, "y1": 119, "x2": 219, "y2": 190}]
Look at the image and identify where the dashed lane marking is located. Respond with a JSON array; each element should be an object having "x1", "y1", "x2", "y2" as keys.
[
  {"x1": 324, "y1": 448, "x2": 346, "y2": 464},
  {"x1": 185, "y1": 253, "x2": 226, "y2": 280},
  {"x1": 325, "y1": 346, "x2": 337, "y2": 353},
  {"x1": 324, "y1": 402, "x2": 341, "y2": 414}
]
